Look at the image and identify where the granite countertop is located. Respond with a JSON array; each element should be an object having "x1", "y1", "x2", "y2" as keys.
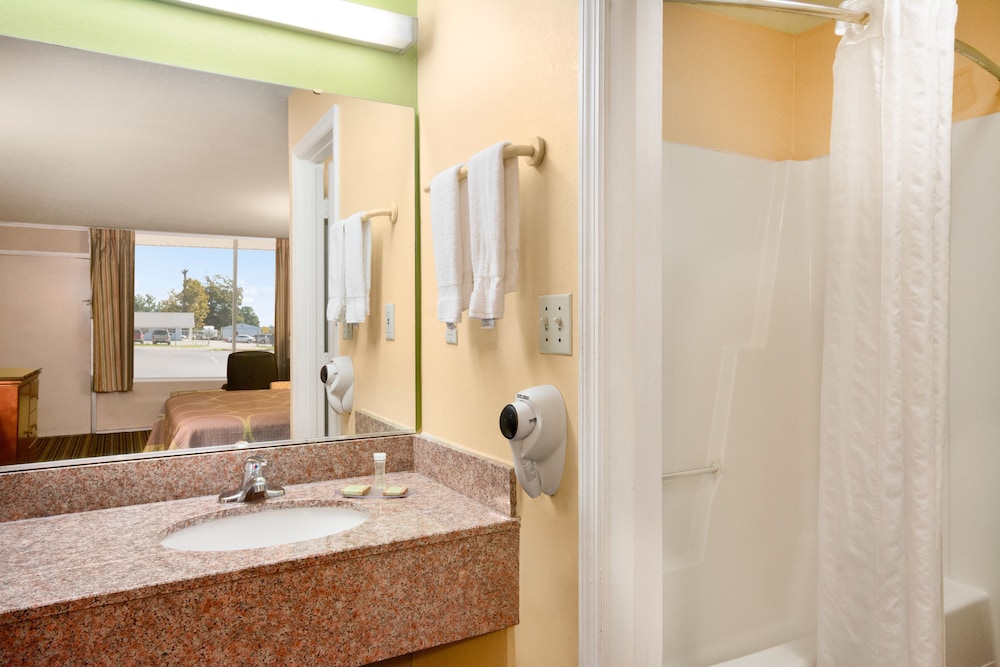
[{"x1": 0, "y1": 471, "x2": 518, "y2": 626}]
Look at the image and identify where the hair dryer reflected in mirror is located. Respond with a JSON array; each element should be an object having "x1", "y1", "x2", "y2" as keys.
[{"x1": 320, "y1": 356, "x2": 355, "y2": 414}]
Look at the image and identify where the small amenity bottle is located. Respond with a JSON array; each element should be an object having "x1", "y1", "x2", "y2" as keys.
[{"x1": 373, "y1": 452, "x2": 387, "y2": 490}]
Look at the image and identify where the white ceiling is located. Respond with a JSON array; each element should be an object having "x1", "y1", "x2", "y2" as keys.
[{"x1": 0, "y1": 36, "x2": 293, "y2": 238}]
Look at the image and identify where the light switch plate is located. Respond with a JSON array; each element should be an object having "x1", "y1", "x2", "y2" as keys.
[
  {"x1": 385, "y1": 304, "x2": 395, "y2": 341},
  {"x1": 539, "y1": 294, "x2": 572, "y2": 355}
]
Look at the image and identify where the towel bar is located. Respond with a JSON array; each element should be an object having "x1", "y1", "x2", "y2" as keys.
[
  {"x1": 423, "y1": 137, "x2": 546, "y2": 193},
  {"x1": 361, "y1": 202, "x2": 398, "y2": 223}
]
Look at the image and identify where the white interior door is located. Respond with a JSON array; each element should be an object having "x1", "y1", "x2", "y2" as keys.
[
  {"x1": 0, "y1": 251, "x2": 91, "y2": 436},
  {"x1": 290, "y1": 106, "x2": 339, "y2": 440}
]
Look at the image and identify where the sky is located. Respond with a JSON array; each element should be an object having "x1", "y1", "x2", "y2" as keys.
[{"x1": 134, "y1": 245, "x2": 276, "y2": 328}]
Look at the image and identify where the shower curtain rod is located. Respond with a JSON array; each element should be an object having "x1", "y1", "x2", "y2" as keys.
[
  {"x1": 665, "y1": 0, "x2": 868, "y2": 25},
  {"x1": 665, "y1": 0, "x2": 1000, "y2": 83}
]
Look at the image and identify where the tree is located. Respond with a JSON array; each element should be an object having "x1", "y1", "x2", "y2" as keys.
[
  {"x1": 160, "y1": 278, "x2": 210, "y2": 327},
  {"x1": 239, "y1": 306, "x2": 260, "y2": 327},
  {"x1": 203, "y1": 274, "x2": 235, "y2": 330},
  {"x1": 134, "y1": 293, "x2": 160, "y2": 312},
  {"x1": 202, "y1": 274, "x2": 257, "y2": 330}
]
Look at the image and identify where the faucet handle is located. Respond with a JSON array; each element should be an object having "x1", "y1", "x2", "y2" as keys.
[
  {"x1": 245, "y1": 455, "x2": 267, "y2": 471},
  {"x1": 246, "y1": 455, "x2": 284, "y2": 498},
  {"x1": 220, "y1": 455, "x2": 283, "y2": 503},
  {"x1": 242, "y1": 455, "x2": 266, "y2": 481}
]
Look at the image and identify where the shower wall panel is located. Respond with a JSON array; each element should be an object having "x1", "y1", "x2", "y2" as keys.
[
  {"x1": 949, "y1": 111, "x2": 1000, "y2": 659},
  {"x1": 662, "y1": 143, "x2": 828, "y2": 665}
]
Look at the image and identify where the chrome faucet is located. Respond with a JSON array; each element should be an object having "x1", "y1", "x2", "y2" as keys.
[{"x1": 219, "y1": 455, "x2": 285, "y2": 503}]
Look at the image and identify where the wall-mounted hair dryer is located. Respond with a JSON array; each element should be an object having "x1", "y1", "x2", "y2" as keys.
[
  {"x1": 499, "y1": 384, "x2": 566, "y2": 498},
  {"x1": 320, "y1": 356, "x2": 354, "y2": 414}
]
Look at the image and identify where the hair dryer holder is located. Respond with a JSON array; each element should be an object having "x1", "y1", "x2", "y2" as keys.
[
  {"x1": 499, "y1": 384, "x2": 566, "y2": 498},
  {"x1": 320, "y1": 355, "x2": 354, "y2": 414}
]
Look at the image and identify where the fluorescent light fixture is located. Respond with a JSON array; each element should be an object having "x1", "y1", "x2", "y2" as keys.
[{"x1": 157, "y1": 0, "x2": 417, "y2": 54}]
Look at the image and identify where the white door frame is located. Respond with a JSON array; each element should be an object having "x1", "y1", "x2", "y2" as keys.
[
  {"x1": 290, "y1": 105, "x2": 340, "y2": 439},
  {"x1": 578, "y1": 1, "x2": 663, "y2": 664}
]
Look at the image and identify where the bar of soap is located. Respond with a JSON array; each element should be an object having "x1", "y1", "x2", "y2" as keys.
[
  {"x1": 341, "y1": 484, "x2": 371, "y2": 497},
  {"x1": 382, "y1": 486, "x2": 408, "y2": 497}
]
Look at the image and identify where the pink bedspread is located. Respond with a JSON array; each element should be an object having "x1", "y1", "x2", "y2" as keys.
[{"x1": 147, "y1": 388, "x2": 290, "y2": 451}]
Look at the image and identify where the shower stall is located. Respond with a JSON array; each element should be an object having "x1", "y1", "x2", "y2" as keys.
[{"x1": 661, "y1": 0, "x2": 1000, "y2": 664}]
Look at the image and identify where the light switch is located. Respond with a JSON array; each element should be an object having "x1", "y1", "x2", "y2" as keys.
[
  {"x1": 385, "y1": 304, "x2": 395, "y2": 341},
  {"x1": 538, "y1": 294, "x2": 572, "y2": 355}
]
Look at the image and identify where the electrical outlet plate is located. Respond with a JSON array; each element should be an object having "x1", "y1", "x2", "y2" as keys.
[
  {"x1": 341, "y1": 322, "x2": 353, "y2": 340},
  {"x1": 538, "y1": 294, "x2": 572, "y2": 355},
  {"x1": 445, "y1": 323, "x2": 458, "y2": 345},
  {"x1": 385, "y1": 304, "x2": 395, "y2": 341}
]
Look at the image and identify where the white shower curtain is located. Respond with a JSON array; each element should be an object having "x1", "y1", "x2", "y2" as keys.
[{"x1": 818, "y1": 1, "x2": 956, "y2": 665}]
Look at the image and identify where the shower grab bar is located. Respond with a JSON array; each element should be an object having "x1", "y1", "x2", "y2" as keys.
[
  {"x1": 661, "y1": 463, "x2": 720, "y2": 481},
  {"x1": 665, "y1": 0, "x2": 1000, "y2": 83}
]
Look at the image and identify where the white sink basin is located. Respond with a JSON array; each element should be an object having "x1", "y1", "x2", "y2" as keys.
[{"x1": 161, "y1": 505, "x2": 368, "y2": 552}]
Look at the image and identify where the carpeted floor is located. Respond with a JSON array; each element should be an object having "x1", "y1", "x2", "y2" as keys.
[{"x1": 29, "y1": 430, "x2": 151, "y2": 463}]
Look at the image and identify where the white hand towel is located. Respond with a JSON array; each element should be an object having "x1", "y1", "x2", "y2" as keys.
[
  {"x1": 326, "y1": 218, "x2": 346, "y2": 323},
  {"x1": 431, "y1": 163, "x2": 473, "y2": 324},
  {"x1": 343, "y1": 212, "x2": 371, "y2": 324},
  {"x1": 467, "y1": 141, "x2": 520, "y2": 325}
]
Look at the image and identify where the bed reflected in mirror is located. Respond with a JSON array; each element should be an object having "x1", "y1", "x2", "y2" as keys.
[{"x1": 0, "y1": 35, "x2": 417, "y2": 469}]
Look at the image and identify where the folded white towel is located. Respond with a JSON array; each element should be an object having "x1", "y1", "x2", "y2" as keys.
[
  {"x1": 343, "y1": 212, "x2": 371, "y2": 324},
  {"x1": 467, "y1": 142, "x2": 519, "y2": 326},
  {"x1": 326, "y1": 218, "x2": 346, "y2": 323},
  {"x1": 432, "y1": 163, "x2": 473, "y2": 324}
]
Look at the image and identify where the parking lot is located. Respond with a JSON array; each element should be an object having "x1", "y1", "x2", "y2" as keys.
[{"x1": 134, "y1": 340, "x2": 273, "y2": 378}]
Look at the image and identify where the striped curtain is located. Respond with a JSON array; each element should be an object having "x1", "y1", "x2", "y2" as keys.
[
  {"x1": 275, "y1": 237, "x2": 291, "y2": 381},
  {"x1": 91, "y1": 228, "x2": 135, "y2": 393}
]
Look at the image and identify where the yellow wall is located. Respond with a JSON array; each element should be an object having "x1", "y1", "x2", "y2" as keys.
[
  {"x1": 791, "y1": 25, "x2": 839, "y2": 160},
  {"x1": 954, "y1": 0, "x2": 1000, "y2": 121},
  {"x1": 416, "y1": 1, "x2": 580, "y2": 665},
  {"x1": 666, "y1": 0, "x2": 1000, "y2": 160},
  {"x1": 663, "y1": 4, "x2": 794, "y2": 160},
  {"x1": 287, "y1": 91, "x2": 418, "y2": 434}
]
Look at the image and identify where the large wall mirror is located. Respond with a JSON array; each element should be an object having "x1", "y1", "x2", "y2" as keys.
[{"x1": 0, "y1": 35, "x2": 418, "y2": 470}]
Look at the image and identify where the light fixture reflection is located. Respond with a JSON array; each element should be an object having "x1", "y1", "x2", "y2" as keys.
[{"x1": 157, "y1": 0, "x2": 417, "y2": 54}]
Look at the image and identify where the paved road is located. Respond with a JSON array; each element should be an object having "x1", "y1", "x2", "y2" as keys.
[{"x1": 134, "y1": 342, "x2": 271, "y2": 379}]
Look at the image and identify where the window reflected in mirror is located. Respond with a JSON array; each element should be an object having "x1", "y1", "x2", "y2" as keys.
[{"x1": 133, "y1": 234, "x2": 278, "y2": 380}]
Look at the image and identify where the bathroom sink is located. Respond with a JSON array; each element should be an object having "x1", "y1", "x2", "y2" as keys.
[{"x1": 161, "y1": 505, "x2": 368, "y2": 552}]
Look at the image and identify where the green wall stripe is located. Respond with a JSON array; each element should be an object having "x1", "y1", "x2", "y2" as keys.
[{"x1": 0, "y1": 0, "x2": 417, "y2": 108}]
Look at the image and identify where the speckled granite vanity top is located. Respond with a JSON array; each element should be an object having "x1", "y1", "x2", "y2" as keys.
[{"x1": 0, "y1": 471, "x2": 517, "y2": 625}]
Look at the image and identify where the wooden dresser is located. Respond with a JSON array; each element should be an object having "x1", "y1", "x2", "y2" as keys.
[{"x1": 0, "y1": 368, "x2": 41, "y2": 465}]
